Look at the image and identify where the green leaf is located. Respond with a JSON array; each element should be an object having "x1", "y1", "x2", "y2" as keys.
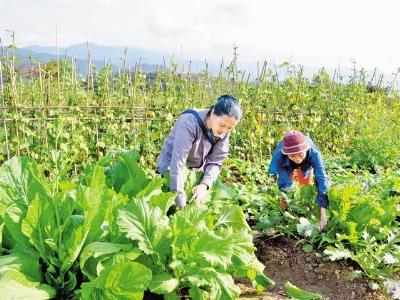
[
  {"x1": 229, "y1": 230, "x2": 260, "y2": 274},
  {"x1": 61, "y1": 216, "x2": 90, "y2": 272},
  {"x1": 215, "y1": 205, "x2": 250, "y2": 231},
  {"x1": 64, "y1": 270, "x2": 77, "y2": 292},
  {"x1": 80, "y1": 242, "x2": 133, "y2": 279},
  {"x1": 106, "y1": 150, "x2": 150, "y2": 197},
  {"x1": 0, "y1": 222, "x2": 3, "y2": 245},
  {"x1": 227, "y1": 230, "x2": 273, "y2": 291},
  {"x1": 104, "y1": 261, "x2": 151, "y2": 296},
  {"x1": 62, "y1": 167, "x2": 109, "y2": 272},
  {"x1": 254, "y1": 272, "x2": 275, "y2": 292},
  {"x1": 21, "y1": 195, "x2": 57, "y2": 260},
  {"x1": 184, "y1": 268, "x2": 240, "y2": 300},
  {"x1": 189, "y1": 286, "x2": 210, "y2": 300},
  {"x1": 101, "y1": 249, "x2": 143, "y2": 273},
  {"x1": 324, "y1": 245, "x2": 353, "y2": 261},
  {"x1": 209, "y1": 179, "x2": 236, "y2": 203},
  {"x1": 171, "y1": 206, "x2": 240, "y2": 270},
  {"x1": 172, "y1": 204, "x2": 208, "y2": 234},
  {"x1": 0, "y1": 157, "x2": 52, "y2": 251},
  {"x1": 0, "y1": 279, "x2": 56, "y2": 300},
  {"x1": 103, "y1": 192, "x2": 130, "y2": 237},
  {"x1": 57, "y1": 191, "x2": 76, "y2": 231},
  {"x1": 0, "y1": 157, "x2": 50, "y2": 210},
  {"x1": 0, "y1": 265, "x2": 56, "y2": 300},
  {"x1": 183, "y1": 170, "x2": 203, "y2": 198},
  {"x1": 87, "y1": 164, "x2": 107, "y2": 191},
  {"x1": 3, "y1": 208, "x2": 32, "y2": 250},
  {"x1": 213, "y1": 272, "x2": 241, "y2": 300},
  {"x1": 134, "y1": 176, "x2": 176, "y2": 215},
  {"x1": 0, "y1": 252, "x2": 43, "y2": 282},
  {"x1": 80, "y1": 260, "x2": 152, "y2": 300},
  {"x1": 284, "y1": 281, "x2": 322, "y2": 299},
  {"x1": 148, "y1": 272, "x2": 179, "y2": 294},
  {"x1": 148, "y1": 192, "x2": 176, "y2": 216},
  {"x1": 136, "y1": 177, "x2": 164, "y2": 199},
  {"x1": 118, "y1": 197, "x2": 172, "y2": 266},
  {"x1": 302, "y1": 244, "x2": 313, "y2": 253},
  {"x1": 191, "y1": 230, "x2": 233, "y2": 269}
]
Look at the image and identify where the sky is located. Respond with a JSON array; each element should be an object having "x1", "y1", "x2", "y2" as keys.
[{"x1": 1, "y1": 0, "x2": 399, "y2": 74}]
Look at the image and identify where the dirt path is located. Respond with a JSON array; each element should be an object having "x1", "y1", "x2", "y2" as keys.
[{"x1": 239, "y1": 236, "x2": 390, "y2": 300}]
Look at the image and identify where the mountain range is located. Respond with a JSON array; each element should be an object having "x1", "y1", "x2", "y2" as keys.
[{"x1": 1, "y1": 42, "x2": 395, "y2": 87}]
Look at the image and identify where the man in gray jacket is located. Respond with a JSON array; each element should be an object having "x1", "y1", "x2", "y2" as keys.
[{"x1": 157, "y1": 95, "x2": 242, "y2": 208}]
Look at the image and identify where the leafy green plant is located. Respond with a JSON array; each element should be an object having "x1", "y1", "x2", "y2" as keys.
[
  {"x1": 321, "y1": 170, "x2": 400, "y2": 278},
  {"x1": 345, "y1": 104, "x2": 400, "y2": 171},
  {"x1": 0, "y1": 156, "x2": 115, "y2": 298},
  {"x1": 0, "y1": 151, "x2": 275, "y2": 299},
  {"x1": 87, "y1": 150, "x2": 275, "y2": 299},
  {"x1": 229, "y1": 165, "x2": 400, "y2": 281}
]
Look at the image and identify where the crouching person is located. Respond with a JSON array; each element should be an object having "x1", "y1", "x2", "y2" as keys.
[
  {"x1": 269, "y1": 130, "x2": 329, "y2": 230},
  {"x1": 157, "y1": 95, "x2": 242, "y2": 208}
]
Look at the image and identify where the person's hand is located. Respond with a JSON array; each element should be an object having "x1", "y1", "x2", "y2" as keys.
[
  {"x1": 319, "y1": 207, "x2": 328, "y2": 231},
  {"x1": 279, "y1": 197, "x2": 288, "y2": 210},
  {"x1": 190, "y1": 183, "x2": 209, "y2": 204}
]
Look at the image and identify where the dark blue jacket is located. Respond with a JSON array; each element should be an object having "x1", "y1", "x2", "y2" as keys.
[{"x1": 269, "y1": 136, "x2": 329, "y2": 208}]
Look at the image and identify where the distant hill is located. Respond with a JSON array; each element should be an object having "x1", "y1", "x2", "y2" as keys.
[
  {"x1": 1, "y1": 42, "x2": 395, "y2": 87},
  {"x1": 2, "y1": 43, "x2": 165, "y2": 76},
  {"x1": 25, "y1": 43, "x2": 171, "y2": 66},
  {"x1": 22, "y1": 43, "x2": 216, "y2": 75}
]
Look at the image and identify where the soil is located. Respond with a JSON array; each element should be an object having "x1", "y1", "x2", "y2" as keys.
[
  {"x1": 144, "y1": 235, "x2": 391, "y2": 300},
  {"x1": 238, "y1": 235, "x2": 391, "y2": 300}
]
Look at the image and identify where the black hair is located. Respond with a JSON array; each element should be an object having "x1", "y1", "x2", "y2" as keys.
[{"x1": 210, "y1": 95, "x2": 242, "y2": 120}]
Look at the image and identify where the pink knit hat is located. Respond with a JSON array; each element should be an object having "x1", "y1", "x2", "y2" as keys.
[{"x1": 282, "y1": 130, "x2": 310, "y2": 155}]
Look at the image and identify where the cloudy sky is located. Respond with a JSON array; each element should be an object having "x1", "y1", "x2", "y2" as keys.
[{"x1": 1, "y1": 0, "x2": 399, "y2": 73}]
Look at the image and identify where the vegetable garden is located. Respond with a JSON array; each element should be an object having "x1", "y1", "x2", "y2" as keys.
[{"x1": 1, "y1": 46, "x2": 400, "y2": 299}]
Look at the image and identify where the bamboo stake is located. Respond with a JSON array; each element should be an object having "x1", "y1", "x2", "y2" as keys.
[
  {"x1": 296, "y1": 66, "x2": 303, "y2": 101},
  {"x1": 369, "y1": 67, "x2": 377, "y2": 86},
  {"x1": 71, "y1": 57, "x2": 75, "y2": 85},
  {"x1": 87, "y1": 42, "x2": 92, "y2": 95},
  {"x1": 0, "y1": 37, "x2": 4, "y2": 57},
  {"x1": 123, "y1": 47, "x2": 128, "y2": 73},
  {"x1": 56, "y1": 25, "x2": 61, "y2": 99},
  {"x1": 3, "y1": 120, "x2": 10, "y2": 159},
  {"x1": 1, "y1": 36, "x2": 9, "y2": 160},
  {"x1": 0, "y1": 60, "x2": 3, "y2": 98}
]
